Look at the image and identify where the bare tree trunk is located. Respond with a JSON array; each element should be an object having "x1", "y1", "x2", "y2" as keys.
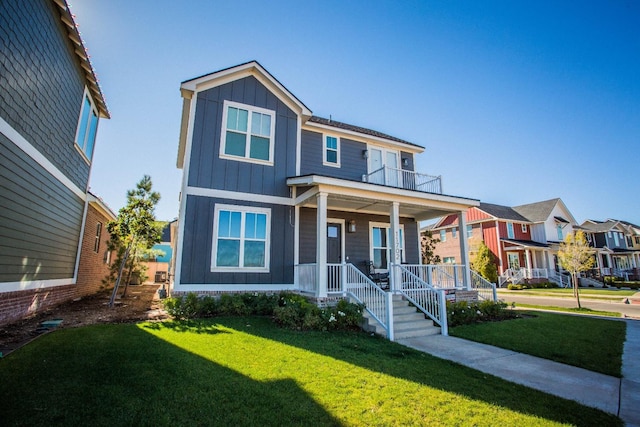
[
  {"x1": 109, "y1": 243, "x2": 132, "y2": 308},
  {"x1": 121, "y1": 246, "x2": 138, "y2": 298},
  {"x1": 573, "y1": 273, "x2": 581, "y2": 308}
]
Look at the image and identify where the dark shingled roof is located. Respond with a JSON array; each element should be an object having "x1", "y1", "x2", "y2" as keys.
[
  {"x1": 478, "y1": 202, "x2": 530, "y2": 222},
  {"x1": 580, "y1": 220, "x2": 619, "y2": 233},
  {"x1": 512, "y1": 198, "x2": 560, "y2": 223},
  {"x1": 308, "y1": 116, "x2": 424, "y2": 149}
]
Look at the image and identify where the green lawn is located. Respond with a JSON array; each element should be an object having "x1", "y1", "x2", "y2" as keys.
[
  {"x1": 514, "y1": 303, "x2": 621, "y2": 318},
  {"x1": 498, "y1": 288, "x2": 637, "y2": 299},
  {"x1": 450, "y1": 311, "x2": 626, "y2": 377},
  {"x1": 0, "y1": 317, "x2": 621, "y2": 426}
]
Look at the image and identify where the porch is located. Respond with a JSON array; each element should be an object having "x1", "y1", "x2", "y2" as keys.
[
  {"x1": 295, "y1": 262, "x2": 497, "y2": 340},
  {"x1": 499, "y1": 267, "x2": 571, "y2": 288}
]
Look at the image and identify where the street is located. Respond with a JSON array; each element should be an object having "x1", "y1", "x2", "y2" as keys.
[{"x1": 497, "y1": 291, "x2": 640, "y2": 319}]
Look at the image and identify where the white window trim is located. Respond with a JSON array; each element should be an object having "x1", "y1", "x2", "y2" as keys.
[
  {"x1": 211, "y1": 204, "x2": 271, "y2": 273},
  {"x1": 440, "y1": 229, "x2": 446, "y2": 242},
  {"x1": 452, "y1": 227, "x2": 458, "y2": 239},
  {"x1": 74, "y1": 87, "x2": 99, "y2": 164},
  {"x1": 507, "y1": 222, "x2": 515, "y2": 239},
  {"x1": 467, "y1": 224, "x2": 473, "y2": 238},
  {"x1": 322, "y1": 134, "x2": 341, "y2": 167},
  {"x1": 369, "y1": 222, "x2": 405, "y2": 272},
  {"x1": 521, "y1": 224, "x2": 527, "y2": 233},
  {"x1": 219, "y1": 100, "x2": 276, "y2": 166}
]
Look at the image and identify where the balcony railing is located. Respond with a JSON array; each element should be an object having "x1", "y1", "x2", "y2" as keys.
[{"x1": 362, "y1": 166, "x2": 442, "y2": 194}]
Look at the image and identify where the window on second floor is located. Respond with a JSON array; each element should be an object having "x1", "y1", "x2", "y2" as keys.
[
  {"x1": 75, "y1": 90, "x2": 99, "y2": 161},
  {"x1": 635, "y1": 236, "x2": 640, "y2": 245},
  {"x1": 323, "y1": 135, "x2": 340, "y2": 167},
  {"x1": 507, "y1": 222, "x2": 515, "y2": 239},
  {"x1": 452, "y1": 227, "x2": 457, "y2": 238},
  {"x1": 220, "y1": 101, "x2": 275, "y2": 165},
  {"x1": 557, "y1": 225, "x2": 563, "y2": 241},
  {"x1": 440, "y1": 229, "x2": 446, "y2": 242},
  {"x1": 467, "y1": 224, "x2": 473, "y2": 238},
  {"x1": 614, "y1": 232, "x2": 620, "y2": 246},
  {"x1": 443, "y1": 257, "x2": 455, "y2": 264},
  {"x1": 521, "y1": 224, "x2": 528, "y2": 233}
]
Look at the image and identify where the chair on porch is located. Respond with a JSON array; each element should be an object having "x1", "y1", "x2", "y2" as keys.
[{"x1": 365, "y1": 261, "x2": 389, "y2": 290}]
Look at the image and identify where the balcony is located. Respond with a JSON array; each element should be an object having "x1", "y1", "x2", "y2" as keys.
[{"x1": 362, "y1": 166, "x2": 442, "y2": 194}]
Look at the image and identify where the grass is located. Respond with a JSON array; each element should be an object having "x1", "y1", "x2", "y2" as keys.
[
  {"x1": 515, "y1": 303, "x2": 622, "y2": 318},
  {"x1": 0, "y1": 317, "x2": 621, "y2": 426},
  {"x1": 450, "y1": 311, "x2": 626, "y2": 377}
]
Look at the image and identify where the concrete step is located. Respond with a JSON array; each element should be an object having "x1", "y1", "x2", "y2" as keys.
[{"x1": 394, "y1": 323, "x2": 441, "y2": 339}]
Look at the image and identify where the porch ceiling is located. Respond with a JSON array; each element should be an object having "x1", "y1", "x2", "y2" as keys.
[{"x1": 288, "y1": 175, "x2": 479, "y2": 221}]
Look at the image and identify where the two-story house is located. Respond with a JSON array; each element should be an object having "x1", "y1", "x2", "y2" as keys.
[
  {"x1": 0, "y1": 0, "x2": 109, "y2": 325},
  {"x1": 172, "y1": 61, "x2": 487, "y2": 338},
  {"x1": 431, "y1": 198, "x2": 576, "y2": 286},
  {"x1": 581, "y1": 219, "x2": 639, "y2": 279}
]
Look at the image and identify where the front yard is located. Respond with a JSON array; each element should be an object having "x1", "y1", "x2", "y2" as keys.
[{"x1": 0, "y1": 316, "x2": 621, "y2": 426}]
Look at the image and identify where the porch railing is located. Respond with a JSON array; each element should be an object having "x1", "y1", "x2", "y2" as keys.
[
  {"x1": 402, "y1": 264, "x2": 466, "y2": 289},
  {"x1": 470, "y1": 270, "x2": 497, "y2": 301},
  {"x1": 393, "y1": 264, "x2": 448, "y2": 336},
  {"x1": 327, "y1": 263, "x2": 343, "y2": 293},
  {"x1": 362, "y1": 166, "x2": 442, "y2": 194},
  {"x1": 296, "y1": 263, "x2": 317, "y2": 293},
  {"x1": 344, "y1": 263, "x2": 390, "y2": 338}
]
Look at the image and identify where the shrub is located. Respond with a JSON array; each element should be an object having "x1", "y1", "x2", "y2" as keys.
[
  {"x1": 164, "y1": 292, "x2": 364, "y2": 332},
  {"x1": 447, "y1": 300, "x2": 516, "y2": 327}
]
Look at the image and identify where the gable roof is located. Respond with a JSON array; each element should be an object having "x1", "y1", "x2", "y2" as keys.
[
  {"x1": 53, "y1": 0, "x2": 109, "y2": 118},
  {"x1": 477, "y1": 202, "x2": 530, "y2": 222},
  {"x1": 512, "y1": 198, "x2": 559, "y2": 223},
  {"x1": 580, "y1": 219, "x2": 621, "y2": 233}
]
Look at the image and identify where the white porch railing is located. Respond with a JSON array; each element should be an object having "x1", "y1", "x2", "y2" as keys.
[
  {"x1": 362, "y1": 166, "x2": 442, "y2": 194},
  {"x1": 327, "y1": 263, "x2": 343, "y2": 293},
  {"x1": 343, "y1": 264, "x2": 391, "y2": 339},
  {"x1": 394, "y1": 264, "x2": 448, "y2": 335},
  {"x1": 402, "y1": 264, "x2": 466, "y2": 289},
  {"x1": 470, "y1": 270, "x2": 497, "y2": 301},
  {"x1": 296, "y1": 263, "x2": 317, "y2": 293}
]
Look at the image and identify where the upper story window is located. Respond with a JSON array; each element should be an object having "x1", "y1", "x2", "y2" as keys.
[
  {"x1": 613, "y1": 232, "x2": 620, "y2": 246},
  {"x1": 557, "y1": 225, "x2": 563, "y2": 241},
  {"x1": 323, "y1": 135, "x2": 340, "y2": 167},
  {"x1": 440, "y1": 229, "x2": 446, "y2": 242},
  {"x1": 75, "y1": 89, "x2": 99, "y2": 161},
  {"x1": 452, "y1": 227, "x2": 458, "y2": 239},
  {"x1": 507, "y1": 222, "x2": 515, "y2": 239},
  {"x1": 467, "y1": 224, "x2": 472, "y2": 238},
  {"x1": 220, "y1": 101, "x2": 275, "y2": 165},
  {"x1": 521, "y1": 224, "x2": 528, "y2": 233},
  {"x1": 212, "y1": 204, "x2": 271, "y2": 272}
]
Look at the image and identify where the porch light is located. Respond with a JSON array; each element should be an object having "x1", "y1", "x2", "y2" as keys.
[
  {"x1": 348, "y1": 220, "x2": 356, "y2": 233},
  {"x1": 362, "y1": 149, "x2": 369, "y2": 159}
]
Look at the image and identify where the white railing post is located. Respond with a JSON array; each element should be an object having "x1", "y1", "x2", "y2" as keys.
[
  {"x1": 341, "y1": 262, "x2": 347, "y2": 294},
  {"x1": 387, "y1": 291, "x2": 394, "y2": 341},
  {"x1": 439, "y1": 289, "x2": 448, "y2": 336}
]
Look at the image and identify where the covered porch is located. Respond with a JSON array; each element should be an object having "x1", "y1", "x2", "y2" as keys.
[
  {"x1": 287, "y1": 175, "x2": 494, "y2": 340},
  {"x1": 498, "y1": 239, "x2": 571, "y2": 287}
]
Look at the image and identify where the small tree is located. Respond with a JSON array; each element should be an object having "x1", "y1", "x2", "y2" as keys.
[
  {"x1": 107, "y1": 175, "x2": 161, "y2": 307},
  {"x1": 557, "y1": 231, "x2": 595, "y2": 308},
  {"x1": 421, "y1": 230, "x2": 441, "y2": 264},
  {"x1": 471, "y1": 241, "x2": 498, "y2": 284}
]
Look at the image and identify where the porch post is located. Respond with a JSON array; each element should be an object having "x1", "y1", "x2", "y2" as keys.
[
  {"x1": 316, "y1": 192, "x2": 328, "y2": 298},
  {"x1": 457, "y1": 211, "x2": 472, "y2": 290},
  {"x1": 389, "y1": 201, "x2": 401, "y2": 291},
  {"x1": 525, "y1": 249, "x2": 532, "y2": 276}
]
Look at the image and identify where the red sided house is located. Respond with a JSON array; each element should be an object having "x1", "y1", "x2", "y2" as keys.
[
  {"x1": 431, "y1": 199, "x2": 576, "y2": 287},
  {"x1": 171, "y1": 61, "x2": 497, "y2": 339}
]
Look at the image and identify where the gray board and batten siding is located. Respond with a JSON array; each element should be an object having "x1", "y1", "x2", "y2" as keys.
[
  {"x1": 187, "y1": 76, "x2": 298, "y2": 198},
  {"x1": 180, "y1": 196, "x2": 295, "y2": 285},
  {"x1": 298, "y1": 208, "x2": 420, "y2": 271},
  {"x1": 0, "y1": 133, "x2": 84, "y2": 283},
  {"x1": 0, "y1": 0, "x2": 93, "y2": 190}
]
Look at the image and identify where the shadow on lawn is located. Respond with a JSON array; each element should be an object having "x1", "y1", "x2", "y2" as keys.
[
  {"x1": 0, "y1": 324, "x2": 342, "y2": 426},
  {"x1": 190, "y1": 316, "x2": 621, "y2": 427}
]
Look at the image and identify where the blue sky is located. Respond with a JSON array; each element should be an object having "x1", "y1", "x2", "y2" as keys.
[{"x1": 71, "y1": 0, "x2": 640, "y2": 225}]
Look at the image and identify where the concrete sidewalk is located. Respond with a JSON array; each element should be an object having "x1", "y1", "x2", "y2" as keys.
[{"x1": 397, "y1": 319, "x2": 640, "y2": 426}]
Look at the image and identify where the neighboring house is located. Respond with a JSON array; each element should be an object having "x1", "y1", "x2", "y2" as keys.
[
  {"x1": 0, "y1": 0, "x2": 109, "y2": 325},
  {"x1": 431, "y1": 198, "x2": 577, "y2": 286},
  {"x1": 173, "y1": 61, "x2": 483, "y2": 337},
  {"x1": 144, "y1": 220, "x2": 176, "y2": 284},
  {"x1": 75, "y1": 192, "x2": 117, "y2": 295},
  {"x1": 580, "y1": 219, "x2": 640, "y2": 279}
]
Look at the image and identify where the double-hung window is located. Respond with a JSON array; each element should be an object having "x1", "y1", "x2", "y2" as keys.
[
  {"x1": 75, "y1": 89, "x2": 99, "y2": 161},
  {"x1": 440, "y1": 229, "x2": 446, "y2": 242},
  {"x1": 370, "y1": 223, "x2": 405, "y2": 270},
  {"x1": 94, "y1": 222, "x2": 102, "y2": 253},
  {"x1": 212, "y1": 205, "x2": 270, "y2": 271},
  {"x1": 506, "y1": 222, "x2": 515, "y2": 239},
  {"x1": 557, "y1": 225, "x2": 564, "y2": 241},
  {"x1": 220, "y1": 100, "x2": 275, "y2": 164},
  {"x1": 323, "y1": 135, "x2": 340, "y2": 167}
]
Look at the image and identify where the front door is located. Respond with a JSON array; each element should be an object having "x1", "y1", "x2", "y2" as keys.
[
  {"x1": 508, "y1": 253, "x2": 520, "y2": 270},
  {"x1": 327, "y1": 223, "x2": 342, "y2": 263}
]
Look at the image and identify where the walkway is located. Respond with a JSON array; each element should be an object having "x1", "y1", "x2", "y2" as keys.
[{"x1": 397, "y1": 318, "x2": 640, "y2": 426}]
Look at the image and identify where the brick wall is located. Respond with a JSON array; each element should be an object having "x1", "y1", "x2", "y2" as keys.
[
  {"x1": 75, "y1": 203, "x2": 113, "y2": 298},
  {"x1": 0, "y1": 285, "x2": 77, "y2": 325}
]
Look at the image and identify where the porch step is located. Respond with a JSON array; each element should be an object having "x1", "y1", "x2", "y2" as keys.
[{"x1": 360, "y1": 294, "x2": 441, "y2": 339}]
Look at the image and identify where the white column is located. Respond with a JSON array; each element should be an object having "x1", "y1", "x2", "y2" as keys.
[
  {"x1": 389, "y1": 202, "x2": 401, "y2": 291},
  {"x1": 525, "y1": 249, "x2": 532, "y2": 276},
  {"x1": 458, "y1": 211, "x2": 471, "y2": 290},
  {"x1": 316, "y1": 192, "x2": 328, "y2": 298}
]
